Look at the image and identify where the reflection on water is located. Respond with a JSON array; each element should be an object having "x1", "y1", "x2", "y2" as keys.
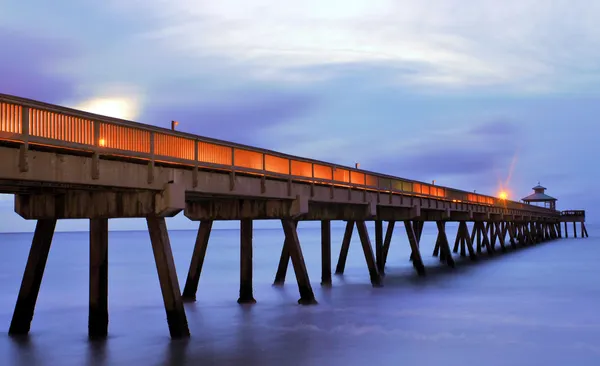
[{"x1": 0, "y1": 223, "x2": 599, "y2": 366}]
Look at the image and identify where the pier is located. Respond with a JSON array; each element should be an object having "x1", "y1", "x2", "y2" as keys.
[{"x1": 0, "y1": 93, "x2": 588, "y2": 339}]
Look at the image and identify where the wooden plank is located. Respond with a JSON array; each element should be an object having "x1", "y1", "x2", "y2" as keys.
[
  {"x1": 146, "y1": 217, "x2": 190, "y2": 338},
  {"x1": 281, "y1": 219, "x2": 317, "y2": 304},
  {"x1": 355, "y1": 221, "x2": 382, "y2": 286},
  {"x1": 182, "y1": 220, "x2": 213, "y2": 301},
  {"x1": 335, "y1": 221, "x2": 354, "y2": 274},
  {"x1": 9, "y1": 219, "x2": 57, "y2": 335},
  {"x1": 89, "y1": 218, "x2": 109, "y2": 339}
]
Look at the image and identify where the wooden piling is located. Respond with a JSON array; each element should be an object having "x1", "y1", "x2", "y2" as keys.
[
  {"x1": 573, "y1": 222, "x2": 578, "y2": 238},
  {"x1": 273, "y1": 220, "x2": 298, "y2": 285},
  {"x1": 495, "y1": 222, "x2": 506, "y2": 252},
  {"x1": 238, "y1": 219, "x2": 256, "y2": 304},
  {"x1": 404, "y1": 221, "x2": 426, "y2": 276},
  {"x1": 321, "y1": 220, "x2": 332, "y2": 286},
  {"x1": 89, "y1": 218, "x2": 109, "y2": 339},
  {"x1": 146, "y1": 217, "x2": 190, "y2": 339},
  {"x1": 281, "y1": 219, "x2": 317, "y2": 304},
  {"x1": 335, "y1": 221, "x2": 354, "y2": 275},
  {"x1": 582, "y1": 222, "x2": 589, "y2": 238},
  {"x1": 182, "y1": 220, "x2": 213, "y2": 301},
  {"x1": 564, "y1": 222, "x2": 569, "y2": 238},
  {"x1": 355, "y1": 221, "x2": 382, "y2": 286},
  {"x1": 9, "y1": 219, "x2": 57, "y2": 336}
]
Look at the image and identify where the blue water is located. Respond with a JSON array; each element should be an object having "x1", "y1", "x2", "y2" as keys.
[{"x1": 0, "y1": 222, "x2": 599, "y2": 366}]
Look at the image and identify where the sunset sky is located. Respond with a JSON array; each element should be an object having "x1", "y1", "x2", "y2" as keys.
[{"x1": 1, "y1": 0, "x2": 599, "y2": 231}]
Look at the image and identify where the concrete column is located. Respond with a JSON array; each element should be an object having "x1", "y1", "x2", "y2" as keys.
[{"x1": 89, "y1": 218, "x2": 109, "y2": 339}]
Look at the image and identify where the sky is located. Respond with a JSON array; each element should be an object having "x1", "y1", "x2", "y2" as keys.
[{"x1": 1, "y1": 0, "x2": 599, "y2": 232}]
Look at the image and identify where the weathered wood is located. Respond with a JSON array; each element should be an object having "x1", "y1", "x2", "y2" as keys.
[
  {"x1": 404, "y1": 220, "x2": 426, "y2": 276},
  {"x1": 9, "y1": 219, "x2": 57, "y2": 336},
  {"x1": 489, "y1": 222, "x2": 496, "y2": 251},
  {"x1": 436, "y1": 221, "x2": 455, "y2": 268},
  {"x1": 273, "y1": 220, "x2": 298, "y2": 285},
  {"x1": 375, "y1": 220, "x2": 384, "y2": 272},
  {"x1": 335, "y1": 221, "x2": 354, "y2": 274},
  {"x1": 182, "y1": 220, "x2": 213, "y2": 301},
  {"x1": 146, "y1": 217, "x2": 190, "y2": 339},
  {"x1": 355, "y1": 221, "x2": 382, "y2": 286},
  {"x1": 281, "y1": 219, "x2": 317, "y2": 304},
  {"x1": 557, "y1": 222, "x2": 562, "y2": 238},
  {"x1": 238, "y1": 219, "x2": 256, "y2": 304},
  {"x1": 564, "y1": 221, "x2": 569, "y2": 238},
  {"x1": 583, "y1": 223, "x2": 589, "y2": 238},
  {"x1": 573, "y1": 222, "x2": 578, "y2": 238},
  {"x1": 382, "y1": 221, "x2": 395, "y2": 268},
  {"x1": 89, "y1": 218, "x2": 109, "y2": 339},
  {"x1": 321, "y1": 220, "x2": 332, "y2": 286}
]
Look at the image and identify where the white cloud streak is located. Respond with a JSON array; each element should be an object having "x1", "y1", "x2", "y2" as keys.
[{"x1": 109, "y1": 0, "x2": 600, "y2": 92}]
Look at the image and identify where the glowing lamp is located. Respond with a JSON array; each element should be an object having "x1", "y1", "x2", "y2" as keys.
[
  {"x1": 99, "y1": 138, "x2": 106, "y2": 147},
  {"x1": 498, "y1": 191, "x2": 508, "y2": 200}
]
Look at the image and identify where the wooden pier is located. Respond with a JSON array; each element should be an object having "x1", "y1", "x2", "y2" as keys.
[{"x1": 0, "y1": 93, "x2": 587, "y2": 339}]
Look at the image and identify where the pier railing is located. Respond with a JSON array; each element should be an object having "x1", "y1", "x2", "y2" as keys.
[
  {"x1": 0, "y1": 93, "x2": 556, "y2": 215},
  {"x1": 561, "y1": 210, "x2": 585, "y2": 217}
]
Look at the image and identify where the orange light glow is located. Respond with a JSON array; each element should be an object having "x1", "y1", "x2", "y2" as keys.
[
  {"x1": 498, "y1": 191, "x2": 508, "y2": 200},
  {"x1": 99, "y1": 138, "x2": 106, "y2": 147}
]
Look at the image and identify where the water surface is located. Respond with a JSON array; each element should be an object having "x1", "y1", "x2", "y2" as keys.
[{"x1": 0, "y1": 222, "x2": 598, "y2": 366}]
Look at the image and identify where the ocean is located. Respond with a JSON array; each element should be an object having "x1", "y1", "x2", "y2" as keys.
[{"x1": 0, "y1": 222, "x2": 598, "y2": 366}]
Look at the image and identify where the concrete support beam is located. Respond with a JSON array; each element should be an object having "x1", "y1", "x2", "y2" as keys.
[
  {"x1": 182, "y1": 220, "x2": 213, "y2": 301},
  {"x1": 15, "y1": 188, "x2": 184, "y2": 219},
  {"x1": 335, "y1": 221, "x2": 354, "y2": 275},
  {"x1": 9, "y1": 219, "x2": 57, "y2": 335},
  {"x1": 320, "y1": 220, "x2": 332, "y2": 287},
  {"x1": 238, "y1": 219, "x2": 256, "y2": 304},
  {"x1": 281, "y1": 219, "x2": 317, "y2": 304},
  {"x1": 146, "y1": 217, "x2": 190, "y2": 339},
  {"x1": 89, "y1": 218, "x2": 109, "y2": 339}
]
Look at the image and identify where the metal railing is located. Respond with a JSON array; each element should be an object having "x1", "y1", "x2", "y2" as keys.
[{"x1": 0, "y1": 93, "x2": 557, "y2": 216}]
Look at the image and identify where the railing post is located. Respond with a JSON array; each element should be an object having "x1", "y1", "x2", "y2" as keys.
[
  {"x1": 261, "y1": 153, "x2": 266, "y2": 194},
  {"x1": 19, "y1": 107, "x2": 30, "y2": 172},
  {"x1": 230, "y1": 147, "x2": 236, "y2": 191},
  {"x1": 192, "y1": 139, "x2": 198, "y2": 188},
  {"x1": 92, "y1": 121, "x2": 100, "y2": 180},
  {"x1": 330, "y1": 166, "x2": 335, "y2": 199},
  {"x1": 287, "y1": 159, "x2": 292, "y2": 196},
  {"x1": 147, "y1": 132, "x2": 155, "y2": 184},
  {"x1": 310, "y1": 163, "x2": 315, "y2": 197}
]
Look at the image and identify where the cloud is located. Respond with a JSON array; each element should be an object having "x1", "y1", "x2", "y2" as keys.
[
  {"x1": 108, "y1": 0, "x2": 600, "y2": 92},
  {"x1": 140, "y1": 89, "x2": 318, "y2": 144},
  {"x1": 0, "y1": 28, "x2": 79, "y2": 102}
]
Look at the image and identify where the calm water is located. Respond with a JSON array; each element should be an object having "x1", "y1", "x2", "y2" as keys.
[{"x1": 0, "y1": 222, "x2": 599, "y2": 366}]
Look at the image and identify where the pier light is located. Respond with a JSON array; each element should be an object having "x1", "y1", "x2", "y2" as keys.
[
  {"x1": 171, "y1": 120, "x2": 179, "y2": 131},
  {"x1": 99, "y1": 138, "x2": 106, "y2": 147},
  {"x1": 498, "y1": 191, "x2": 508, "y2": 200}
]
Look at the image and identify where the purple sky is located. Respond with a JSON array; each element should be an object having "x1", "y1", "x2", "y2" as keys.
[{"x1": 1, "y1": 1, "x2": 599, "y2": 232}]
